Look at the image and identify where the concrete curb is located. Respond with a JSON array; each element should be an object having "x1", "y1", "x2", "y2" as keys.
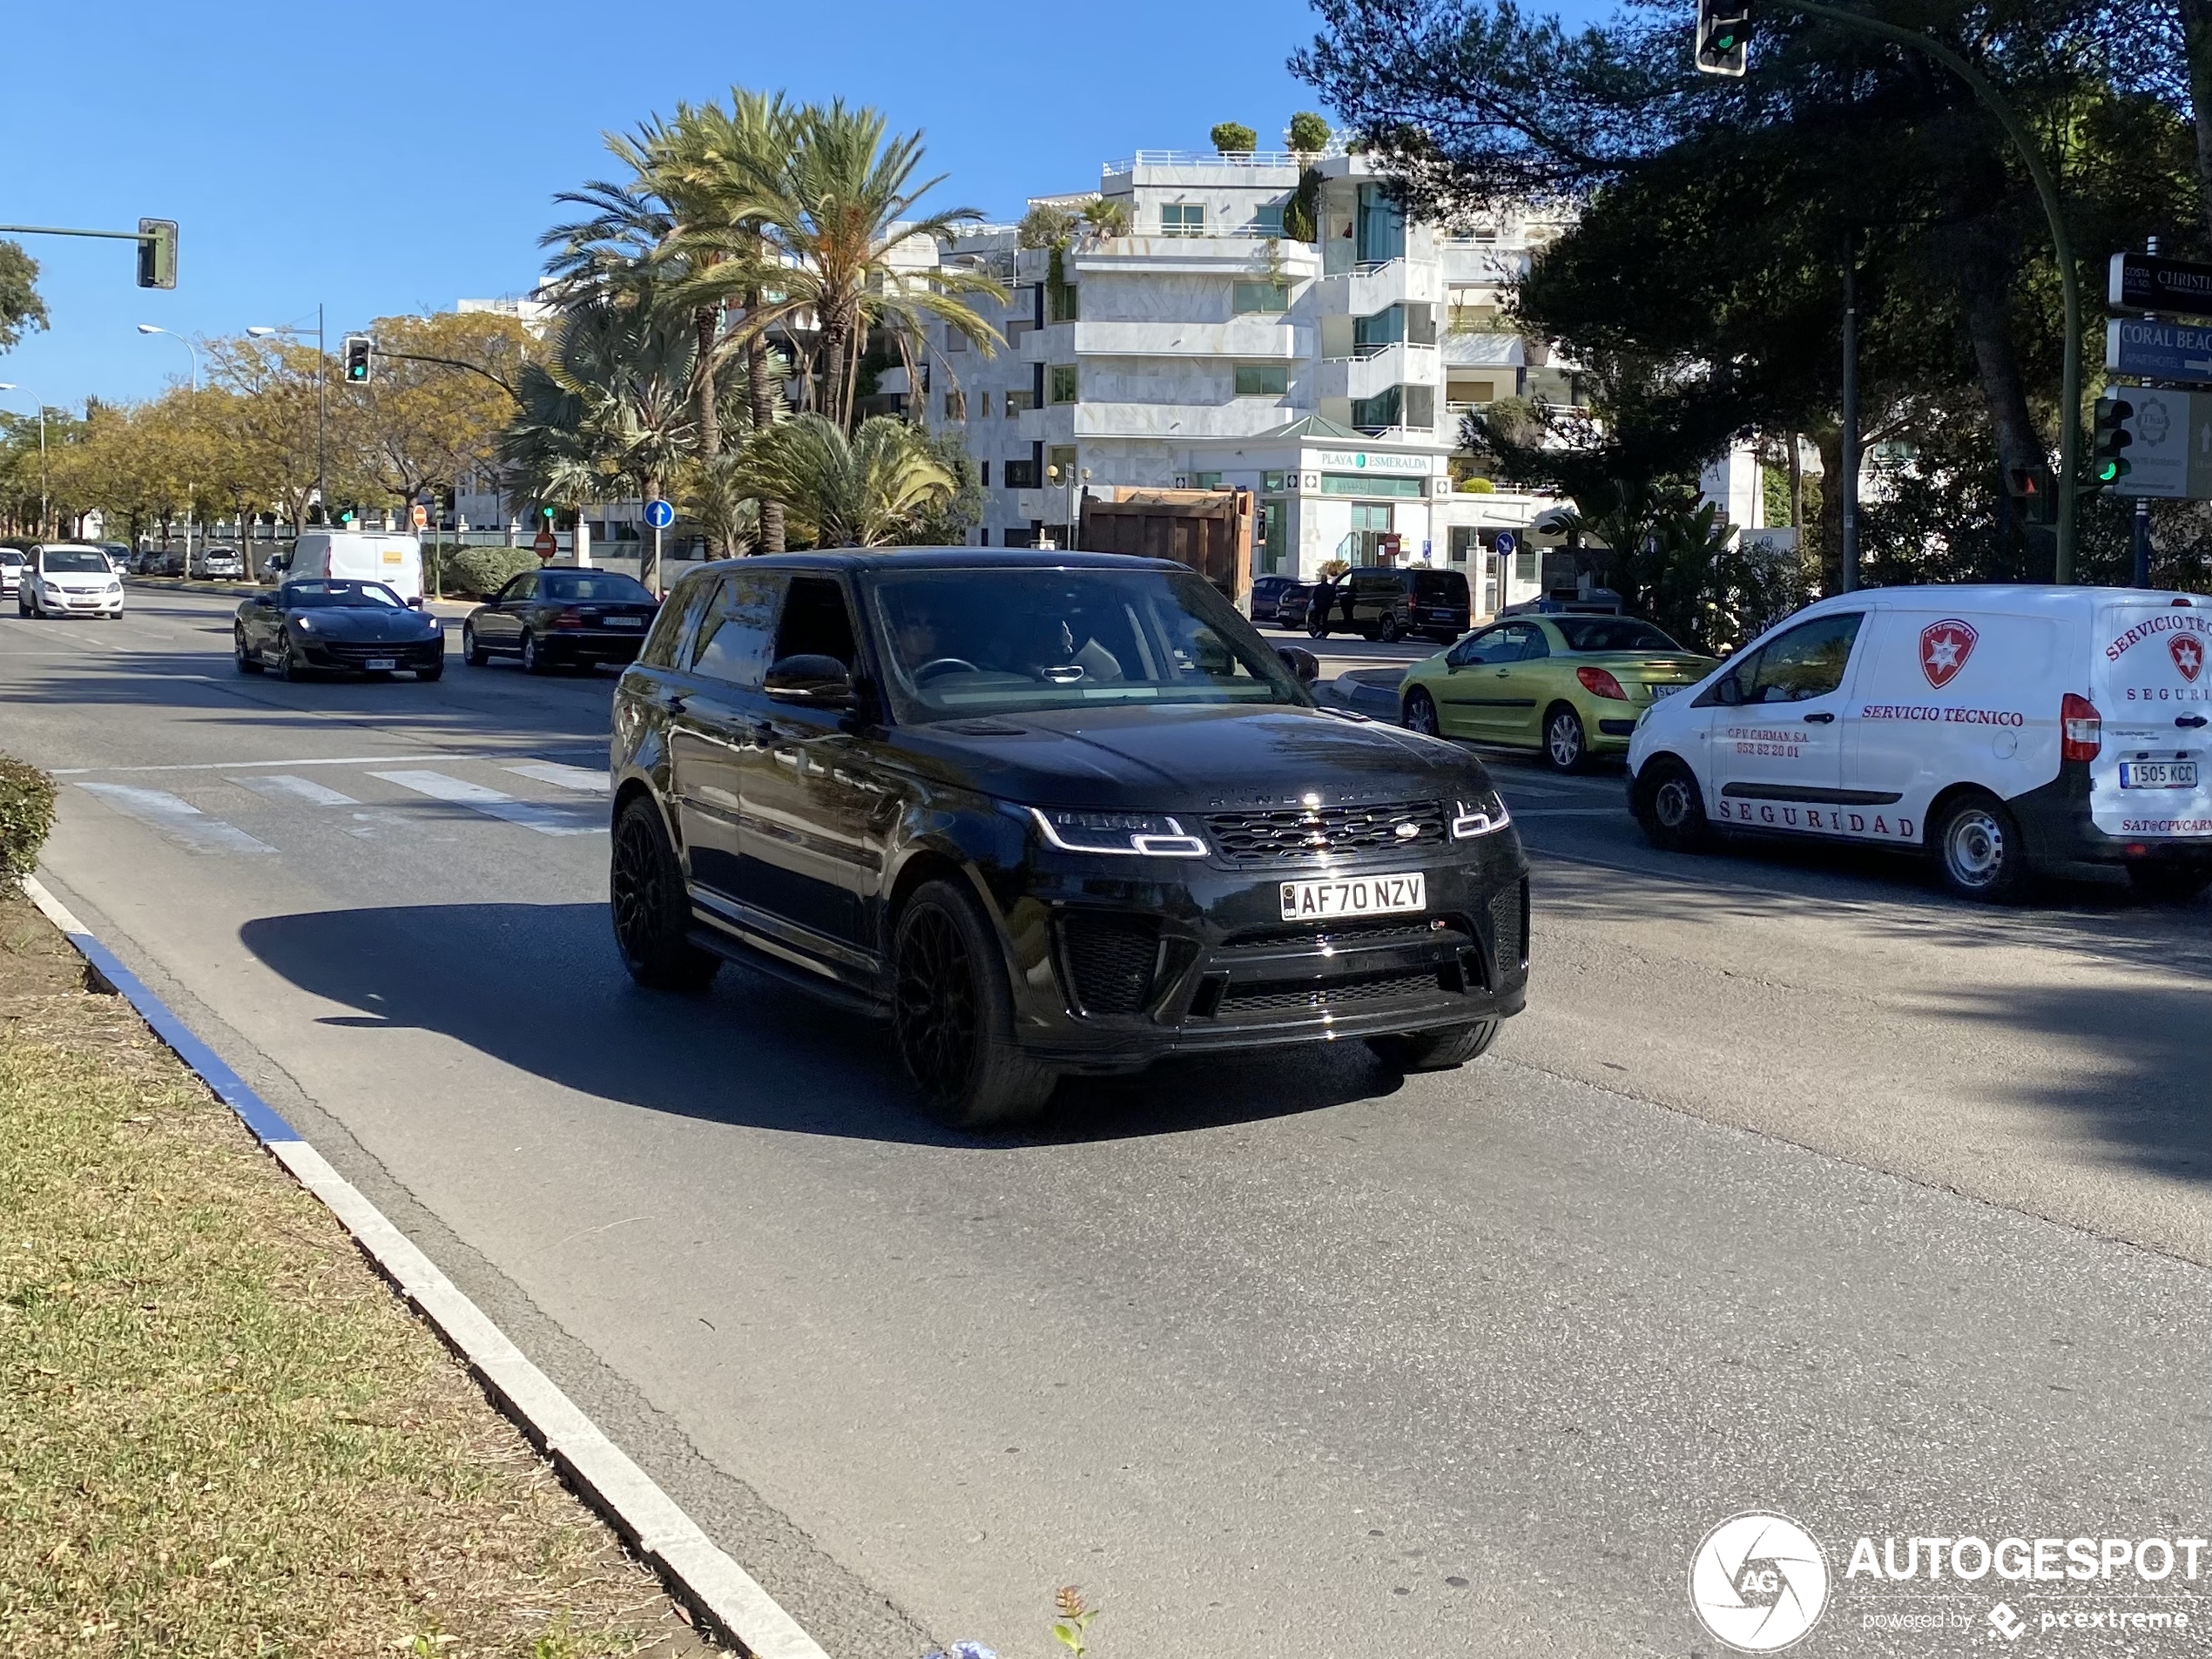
[{"x1": 19, "y1": 871, "x2": 831, "y2": 1659}]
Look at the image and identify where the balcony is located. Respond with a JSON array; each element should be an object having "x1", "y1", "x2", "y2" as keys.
[
  {"x1": 1067, "y1": 401, "x2": 1308, "y2": 440},
  {"x1": 1315, "y1": 256, "x2": 1442, "y2": 318},
  {"x1": 1318, "y1": 341, "x2": 1440, "y2": 403},
  {"x1": 1069, "y1": 319, "x2": 1303, "y2": 359}
]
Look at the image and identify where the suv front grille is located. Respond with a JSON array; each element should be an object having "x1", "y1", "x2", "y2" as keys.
[
  {"x1": 1204, "y1": 800, "x2": 1446, "y2": 866},
  {"x1": 1060, "y1": 913, "x2": 1161, "y2": 1017},
  {"x1": 1219, "y1": 968, "x2": 1446, "y2": 1015}
]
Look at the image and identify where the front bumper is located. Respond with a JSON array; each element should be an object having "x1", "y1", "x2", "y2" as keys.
[
  {"x1": 32, "y1": 588, "x2": 123, "y2": 614},
  {"x1": 296, "y1": 633, "x2": 446, "y2": 673},
  {"x1": 992, "y1": 838, "x2": 1532, "y2": 1071}
]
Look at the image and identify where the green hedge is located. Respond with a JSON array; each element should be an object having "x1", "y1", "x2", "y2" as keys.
[
  {"x1": 423, "y1": 545, "x2": 542, "y2": 599},
  {"x1": 0, "y1": 756, "x2": 57, "y2": 880}
]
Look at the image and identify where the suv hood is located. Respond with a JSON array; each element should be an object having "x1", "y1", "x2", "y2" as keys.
[{"x1": 897, "y1": 702, "x2": 1493, "y2": 812}]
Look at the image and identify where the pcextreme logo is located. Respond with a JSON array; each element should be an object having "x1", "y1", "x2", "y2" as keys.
[{"x1": 1689, "y1": 1512, "x2": 1831, "y2": 1651}]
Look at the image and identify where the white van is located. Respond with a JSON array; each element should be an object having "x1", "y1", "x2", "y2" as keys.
[
  {"x1": 287, "y1": 531, "x2": 423, "y2": 604},
  {"x1": 1627, "y1": 584, "x2": 2212, "y2": 901}
]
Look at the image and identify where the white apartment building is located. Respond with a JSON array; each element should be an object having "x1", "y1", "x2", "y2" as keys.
[{"x1": 917, "y1": 148, "x2": 1588, "y2": 608}]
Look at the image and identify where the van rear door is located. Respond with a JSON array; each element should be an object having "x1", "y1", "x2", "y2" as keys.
[{"x1": 2094, "y1": 598, "x2": 2212, "y2": 842}]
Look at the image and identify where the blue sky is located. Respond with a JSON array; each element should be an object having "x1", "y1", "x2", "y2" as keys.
[{"x1": 0, "y1": 0, "x2": 1605, "y2": 417}]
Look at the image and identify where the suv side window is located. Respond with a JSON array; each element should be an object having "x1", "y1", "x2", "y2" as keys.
[
  {"x1": 1737, "y1": 612, "x2": 1862, "y2": 704},
  {"x1": 691, "y1": 570, "x2": 784, "y2": 687},
  {"x1": 641, "y1": 573, "x2": 715, "y2": 669},
  {"x1": 773, "y1": 575, "x2": 860, "y2": 670}
]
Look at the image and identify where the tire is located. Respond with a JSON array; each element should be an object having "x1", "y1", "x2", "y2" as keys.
[
  {"x1": 1379, "y1": 617, "x2": 1403, "y2": 644},
  {"x1": 1402, "y1": 686, "x2": 1441, "y2": 737},
  {"x1": 1543, "y1": 704, "x2": 1588, "y2": 772},
  {"x1": 462, "y1": 623, "x2": 489, "y2": 667},
  {"x1": 891, "y1": 879, "x2": 1057, "y2": 1131},
  {"x1": 416, "y1": 663, "x2": 443, "y2": 683},
  {"x1": 273, "y1": 637, "x2": 309, "y2": 683},
  {"x1": 609, "y1": 799, "x2": 719, "y2": 992},
  {"x1": 2128, "y1": 862, "x2": 2212, "y2": 903},
  {"x1": 1631, "y1": 757, "x2": 1708, "y2": 853},
  {"x1": 1933, "y1": 792, "x2": 2029, "y2": 901},
  {"x1": 234, "y1": 629, "x2": 261, "y2": 673},
  {"x1": 520, "y1": 631, "x2": 548, "y2": 674},
  {"x1": 1367, "y1": 1019, "x2": 1502, "y2": 1072}
]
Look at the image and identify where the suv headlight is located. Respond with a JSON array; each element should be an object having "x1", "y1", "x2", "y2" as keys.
[
  {"x1": 1029, "y1": 807, "x2": 1208, "y2": 858},
  {"x1": 1451, "y1": 790, "x2": 1511, "y2": 839}
]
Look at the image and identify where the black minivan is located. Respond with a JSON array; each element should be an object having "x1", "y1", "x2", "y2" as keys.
[
  {"x1": 609, "y1": 550, "x2": 1530, "y2": 1130},
  {"x1": 1306, "y1": 568, "x2": 1472, "y2": 644}
]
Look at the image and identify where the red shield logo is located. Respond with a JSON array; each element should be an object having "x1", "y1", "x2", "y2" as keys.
[
  {"x1": 1919, "y1": 618, "x2": 1978, "y2": 690},
  {"x1": 2175, "y1": 632, "x2": 2206, "y2": 684}
]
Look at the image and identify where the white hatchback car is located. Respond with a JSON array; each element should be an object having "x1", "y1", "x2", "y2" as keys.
[
  {"x1": 18, "y1": 543, "x2": 126, "y2": 620},
  {"x1": 1628, "y1": 584, "x2": 2212, "y2": 901}
]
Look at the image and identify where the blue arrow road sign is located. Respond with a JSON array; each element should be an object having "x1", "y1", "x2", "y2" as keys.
[
  {"x1": 1494, "y1": 530, "x2": 1518, "y2": 556},
  {"x1": 643, "y1": 497, "x2": 675, "y2": 530},
  {"x1": 2107, "y1": 318, "x2": 2212, "y2": 387}
]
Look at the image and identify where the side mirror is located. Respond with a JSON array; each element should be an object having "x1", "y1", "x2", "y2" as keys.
[
  {"x1": 406, "y1": 596, "x2": 424, "y2": 610},
  {"x1": 764, "y1": 653, "x2": 856, "y2": 708},
  {"x1": 1277, "y1": 645, "x2": 1321, "y2": 685}
]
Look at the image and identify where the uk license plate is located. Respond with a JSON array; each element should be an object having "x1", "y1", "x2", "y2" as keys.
[
  {"x1": 1279, "y1": 871, "x2": 1426, "y2": 921},
  {"x1": 365, "y1": 658, "x2": 396, "y2": 671},
  {"x1": 2121, "y1": 761, "x2": 2198, "y2": 789}
]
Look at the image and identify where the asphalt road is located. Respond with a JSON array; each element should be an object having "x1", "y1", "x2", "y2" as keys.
[{"x1": 7, "y1": 585, "x2": 2209, "y2": 1658}]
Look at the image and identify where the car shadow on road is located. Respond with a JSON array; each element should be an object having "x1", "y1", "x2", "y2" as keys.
[{"x1": 235, "y1": 902, "x2": 1402, "y2": 1146}]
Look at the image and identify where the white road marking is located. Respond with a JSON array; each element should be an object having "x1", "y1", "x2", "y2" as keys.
[
  {"x1": 51, "y1": 752, "x2": 464, "y2": 776},
  {"x1": 230, "y1": 773, "x2": 361, "y2": 807},
  {"x1": 369, "y1": 769, "x2": 604, "y2": 836},
  {"x1": 503, "y1": 760, "x2": 610, "y2": 794},
  {"x1": 74, "y1": 783, "x2": 278, "y2": 854}
]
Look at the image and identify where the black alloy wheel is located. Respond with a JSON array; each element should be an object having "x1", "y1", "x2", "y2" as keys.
[
  {"x1": 1367, "y1": 1019, "x2": 1501, "y2": 1071},
  {"x1": 273, "y1": 636, "x2": 309, "y2": 683},
  {"x1": 1379, "y1": 617, "x2": 1403, "y2": 644},
  {"x1": 1402, "y1": 687, "x2": 1441, "y2": 737},
  {"x1": 892, "y1": 880, "x2": 1056, "y2": 1131},
  {"x1": 1632, "y1": 757, "x2": 1708, "y2": 853},
  {"x1": 609, "y1": 799, "x2": 719, "y2": 991},
  {"x1": 463, "y1": 623, "x2": 489, "y2": 667},
  {"x1": 1543, "y1": 704, "x2": 1588, "y2": 773},
  {"x1": 234, "y1": 627, "x2": 261, "y2": 673}
]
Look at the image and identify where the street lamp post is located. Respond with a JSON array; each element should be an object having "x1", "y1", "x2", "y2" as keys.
[
  {"x1": 249, "y1": 307, "x2": 329, "y2": 549},
  {"x1": 138, "y1": 325, "x2": 201, "y2": 565}
]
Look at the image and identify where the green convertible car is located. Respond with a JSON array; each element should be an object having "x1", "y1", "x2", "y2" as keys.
[{"x1": 1399, "y1": 613, "x2": 1718, "y2": 772}]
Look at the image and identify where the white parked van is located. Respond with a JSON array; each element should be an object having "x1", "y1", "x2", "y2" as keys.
[
  {"x1": 287, "y1": 531, "x2": 423, "y2": 604},
  {"x1": 1627, "y1": 585, "x2": 2212, "y2": 901}
]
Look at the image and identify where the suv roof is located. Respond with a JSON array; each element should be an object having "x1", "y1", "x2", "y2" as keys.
[{"x1": 678, "y1": 549, "x2": 1183, "y2": 577}]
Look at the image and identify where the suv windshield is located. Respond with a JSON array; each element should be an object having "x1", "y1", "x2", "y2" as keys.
[
  {"x1": 40, "y1": 550, "x2": 110, "y2": 574},
  {"x1": 538, "y1": 570, "x2": 653, "y2": 604},
  {"x1": 870, "y1": 566, "x2": 1306, "y2": 722},
  {"x1": 281, "y1": 580, "x2": 404, "y2": 609},
  {"x1": 1553, "y1": 617, "x2": 1684, "y2": 653}
]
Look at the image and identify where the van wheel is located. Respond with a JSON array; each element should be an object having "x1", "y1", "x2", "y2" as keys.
[
  {"x1": 1403, "y1": 687, "x2": 1441, "y2": 737},
  {"x1": 1543, "y1": 704, "x2": 1588, "y2": 772},
  {"x1": 892, "y1": 880, "x2": 1057, "y2": 1132},
  {"x1": 1379, "y1": 617, "x2": 1403, "y2": 644},
  {"x1": 1368, "y1": 1019, "x2": 1501, "y2": 1072},
  {"x1": 2128, "y1": 863, "x2": 2212, "y2": 903},
  {"x1": 610, "y1": 799, "x2": 719, "y2": 992},
  {"x1": 1633, "y1": 757, "x2": 1708, "y2": 853},
  {"x1": 1934, "y1": 792, "x2": 2029, "y2": 901}
]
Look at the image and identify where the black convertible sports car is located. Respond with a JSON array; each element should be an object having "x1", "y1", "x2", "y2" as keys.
[
  {"x1": 234, "y1": 579, "x2": 445, "y2": 680},
  {"x1": 609, "y1": 550, "x2": 1530, "y2": 1130}
]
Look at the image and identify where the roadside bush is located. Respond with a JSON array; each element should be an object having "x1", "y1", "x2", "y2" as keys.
[
  {"x1": 424, "y1": 544, "x2": 539, "y2": 598},
  {"x1": 0, "y1": 756, "x2": 57, "y2": 880}
]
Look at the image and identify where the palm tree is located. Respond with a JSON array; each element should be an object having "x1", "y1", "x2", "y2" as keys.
[
  {"x1": 738, "y1": 412, "x2": 954, "y2": 547},
  {"x1": 680, "y1": 451, "x2": 759, "y2": 556},
  {"x1": 699, "y1": 101, "x2": 1009, "y2": 431}
]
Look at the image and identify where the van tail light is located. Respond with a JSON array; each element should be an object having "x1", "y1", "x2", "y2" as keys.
[
  {"x1": 553, "y1": 607, "x2": 585, "y2": 631},
  {"x1": 2060, "y1": 692, "x2": 2101, "y2": 762},
  {"x1": 1576, "y1": 666, "x2": 1629, "y2": 701}
]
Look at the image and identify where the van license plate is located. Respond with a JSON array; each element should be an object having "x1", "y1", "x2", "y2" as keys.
[
  {"x1": 2121, "y1": 761, "x2": 2197, "y2": 789},
  {"x1": 1279, "y1": 872, "x2": 1426, "y2": 921},
  {"x1": 364, "y1": 658, "x2": 397, "y2": 671}
]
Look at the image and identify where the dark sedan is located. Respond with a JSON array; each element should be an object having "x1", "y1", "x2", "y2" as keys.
[
  {"x1": 464, "y1": 567, "x2": 659, "y2": 673},
  {"x1": 1249, "y1": 574, "x2": 1298, "y2": 624},
  {"x1": 234, "y1": 579, "x2": 444, "y2": 680},
  {"x1": 609, "y1": 550, "x2": 1529, "y2": 1130}
]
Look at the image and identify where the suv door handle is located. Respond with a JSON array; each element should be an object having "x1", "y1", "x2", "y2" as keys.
[
  {"x1": 1803, "y1": 711, "x2": 1836, "y2": 725},
  {"x1": 2178, "y1": 715, "x2": 2208, "y2": 728}
]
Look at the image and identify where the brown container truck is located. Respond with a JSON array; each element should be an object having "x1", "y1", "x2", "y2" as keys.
[{"x1": 1076, "y1": 487, "x2": 1253, "y2": 610}]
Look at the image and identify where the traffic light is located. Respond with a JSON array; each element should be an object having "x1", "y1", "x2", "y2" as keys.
[
  {"x1": 2093, "y1": 394, "x2": 2134, "y2": 488},
  {"x1": 342, "y1": 335, "x2": 374, "y2": 384},
  {"x1": 1695, "y1": 0, "x2": 1753, "y2": 75},
  {"x1": 2005, "y1": 461, "x2": 2056, "y2": 525},
  {"x1": 136, "y1": 219, "x2": 178, "y2": 289},
  {"x1": 338, "y1": 509, "x2": 356, "y2": 526}
]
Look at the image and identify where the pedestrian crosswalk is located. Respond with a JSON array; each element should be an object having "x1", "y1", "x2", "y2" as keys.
[{"x1": 70, "y1": 755, "x2": 612, "y2": 855}]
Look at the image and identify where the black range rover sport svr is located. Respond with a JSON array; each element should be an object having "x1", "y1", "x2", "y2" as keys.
[{"x1": 609, "y1": 551, "x2": 1530, "y2": 1129}]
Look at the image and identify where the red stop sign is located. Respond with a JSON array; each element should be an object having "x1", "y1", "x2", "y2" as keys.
[{"x1": 532, "y1": 529, "x2": 557, "y2": 560}]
